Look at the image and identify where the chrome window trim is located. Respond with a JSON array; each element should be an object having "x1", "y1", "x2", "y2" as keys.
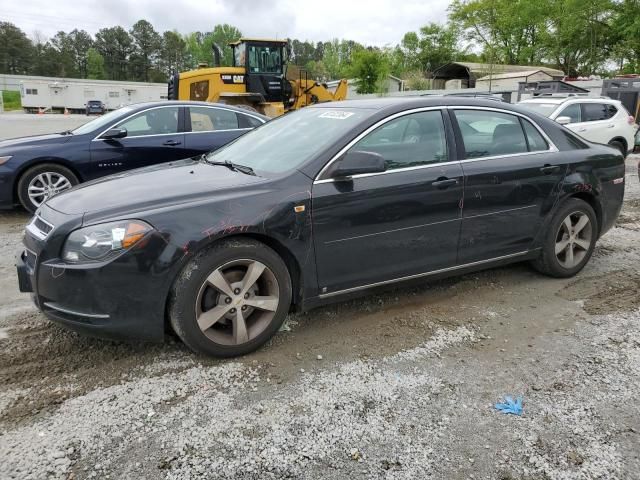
[
  {"x1": 184, "y1": 127, "x2": 253, "y2": 135},
  {"x1": 26, "y1": 215, "x2": 54, "y2": 240},
  {"x1": 43, "y1": 302, "x2": 110, "y2": 319},
  {"x1": 314, "y1": 105, "x2": 560, "y2": 184},
  {"x1": 314, "y1": 106, "x2": 445, "y2": 182},
  {"x1": 318, "y1": 250, "x2": 531, "y2": 298},
  {"x1": 91, "y1": 105, "x2": 265, "y2": 141}
]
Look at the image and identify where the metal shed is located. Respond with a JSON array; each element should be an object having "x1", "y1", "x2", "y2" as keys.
[{"x1": 602, "y1": 77, "x2": 640, "y2": 121}]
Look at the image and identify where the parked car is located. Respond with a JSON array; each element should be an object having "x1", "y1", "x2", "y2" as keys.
[
  {"x1": 17, "y1": 97, "x2": 625, "y2": 357},
  {"x1": 518, "y1": 95, "x2": 638, "y2": 157},
  {"x1": 85, "y1": 100, "x2": 105, "y2": 115},
  {"x1": 0, "y1": 101, "x2": 268, "y2": 212}
]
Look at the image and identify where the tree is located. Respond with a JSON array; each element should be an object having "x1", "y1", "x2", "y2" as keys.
[
  {"x1": 50, "y1": 31, "x2": 79, "y2": 77},
  {"x1": 351, "y1": 48, "x2": 390, "y2": 94},
  {"x1": 208, "y1": 24, "x2": 243, "y2": 66},
  {"x1": 66, "y1": 29, "x2": 93, "y2": 77},
  {"x1": 86, "y1": 48, "x2": 106, "y2": 79},
  {"x1": 95, "y1": 26, "x2": 133, "y2": 80},
  {"x1": 449, "y1": 0, "x2": 550, "y2": 66},
  {"x1": 610, "y1": 0, "x2": 640, "y2": 72},
  {"x1": 160, "y1": 30, "x2": 188, "y2": 77},
  {"x1": 129, "y1": 20, "x2": 162, "y2": 81},
  {"x1": 0, "y1": 22, "x2": 33, "y2": 74},
  {"x1": 544, "y1": 0, "x2": 615, "y2": 76}
]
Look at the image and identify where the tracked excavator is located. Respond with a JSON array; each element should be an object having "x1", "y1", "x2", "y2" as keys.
[{"x1": 167, "y1": 38, "x2": 348, "y2": 117}]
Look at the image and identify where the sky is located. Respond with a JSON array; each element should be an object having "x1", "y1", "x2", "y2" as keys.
[{"x1": 1, "y1": 0, "x2": 451, "y2": 46}]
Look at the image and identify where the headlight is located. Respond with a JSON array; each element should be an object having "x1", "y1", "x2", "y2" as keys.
[
  {"x1": 0, "y1": 156, "x2": 12, "y2": 165},
  {"x1": 62, "y1": 220, "x2": 152, "y2": 264}
]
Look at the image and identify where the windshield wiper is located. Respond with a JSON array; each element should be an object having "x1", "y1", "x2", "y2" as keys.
[{"x1": 204, "y1": 157, "x2": 256, "y2": 176}]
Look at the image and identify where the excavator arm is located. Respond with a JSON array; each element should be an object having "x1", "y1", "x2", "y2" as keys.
[{"x1": 289, "y1": 78, "x2": 348, "y2": 110}]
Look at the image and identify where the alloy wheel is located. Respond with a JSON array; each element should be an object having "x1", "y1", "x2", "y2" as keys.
[
  {"x1": 554, "y1": 211, "x2": 593, "y2": 269},
  {"x1": 195, "y1": 259, "x2": 280, "y2": 345},
  {"x1": 27, "y1": 172, "x2": 73, "y2": 207}
]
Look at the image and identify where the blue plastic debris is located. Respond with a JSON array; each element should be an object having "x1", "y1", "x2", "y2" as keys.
[{"x1": 495, "y1": 396, "x2": 523, "y2": 415}]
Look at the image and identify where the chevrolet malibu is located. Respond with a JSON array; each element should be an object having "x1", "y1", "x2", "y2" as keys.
[{"x1": 17, "y1": 98, "x2": 625, "y2": 357}]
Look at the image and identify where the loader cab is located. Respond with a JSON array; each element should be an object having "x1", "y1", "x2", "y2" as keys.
[{"x1": 230, "y1": 39, "x2": 288, "y2": 103}]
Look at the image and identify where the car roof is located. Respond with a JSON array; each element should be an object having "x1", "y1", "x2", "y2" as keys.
[
  {"x1": 120, "y1": 101, "x2": 269, "y2": 120},
  {"x1": 310, "y1": 96, "x2": 528, "y2": 114},
  {"x1": 520, "y1": 96, "x2": 619, "y2": 105}
]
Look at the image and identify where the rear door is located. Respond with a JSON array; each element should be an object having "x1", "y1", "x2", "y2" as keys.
[
  {"x1": 451, "y1": 108, "x2": 567, "y2": 264},
  {"x1": 183, "y1": 106, "x2": 264, "y2": 157},
  {"x1": 90, "y1": 106, "x2": 185, "y2": 176},
  {"x1": 312, "y1": 109, "x2": 464, "y2": 295}
]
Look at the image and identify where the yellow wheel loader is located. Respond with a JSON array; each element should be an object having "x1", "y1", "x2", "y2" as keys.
[{"x1": 167, "y1": 38, "x2": 348, "y2": 117}]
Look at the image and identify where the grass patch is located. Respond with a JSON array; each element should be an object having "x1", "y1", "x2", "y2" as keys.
[{"x1": 2, "y1": 91, "x2": 22, "y2": 111}]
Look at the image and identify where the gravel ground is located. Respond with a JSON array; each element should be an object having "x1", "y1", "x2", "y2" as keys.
[{"x1": 0, "y1": 113, "x2": 639, "y2": 479}]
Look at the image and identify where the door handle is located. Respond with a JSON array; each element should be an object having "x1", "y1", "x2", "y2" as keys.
[
  {"x1": 162, "y1": 140, "x2": 181, "y2": 146},
  {"x1": 607, "y1": 124, "x2": 615, "y2": 128},
  {"x1": 432, "y1": 178, "x2": 458, "y2": 189},
  {"x1": 577, "y1": 128, "x2": 587, "y2": 132},
  {"x1": 540, "y1": 164, "x2": 561, "y2": 175}
]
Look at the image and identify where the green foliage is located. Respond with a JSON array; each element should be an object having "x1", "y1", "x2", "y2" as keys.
[
  {"x1": 352, "y1": 48, "x2": 390, "y2": 94},
  {"x1": 86, "y1": 48, "x2": 105, "y2": 79},
  {"x1": 2, "y1": 90, "x2": 21, "y2": 110},
  {"x1": 0, "y1": 4, "x2": 638, "y2": 86},
  {"x1": 0, "y1": 22, "x2": 33, "y2": 74}
]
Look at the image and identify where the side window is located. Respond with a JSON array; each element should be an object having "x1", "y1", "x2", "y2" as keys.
[
  {"x1": 189, "y1": 107, "x2": 239, "y2": 132},
  {"x1": 118, "y1": 107, "x2": 179, "y2": 136},
  {"x1": 605, "y1": 104, "x2": 618, "y2": 119},
  {"x1": 521, "y1": 119, "x2": 549, "y2": 152},
  {"x1": 454, "y1": 110, "x2": 527, "y2": 158},
  {"x1": 350, "y1": 110, "x2": 448, "y2": 170},
  {"x1": 238, "y1": 113, "x2": 264, "y2": 129},
  {"x1": 582, "y1": 103, "x2": 608, "y2": 122},
  {"x1": 558, "y1": 103, "x2": 581, "y2": 123},
  {"x1": 190, "y1": 81, "x2": 209, "y2": 101}
]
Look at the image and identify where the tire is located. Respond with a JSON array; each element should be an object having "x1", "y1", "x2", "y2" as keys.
[
  {"x1": 17, "y1": 163, "x2": 79, "y2": 213},
  {"x1": 532, "y1": 198, "x2": 598, "y2": 278},
  {"x1": 608, "y1": 139, "x2": 627, "y2": 158},
  {"x1": 169, "y1": 238, "x2": 292, "y2": 357}
]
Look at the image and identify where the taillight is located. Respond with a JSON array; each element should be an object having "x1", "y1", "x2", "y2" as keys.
[{"x1": 627, "y1": 115, "x2": 635, "y2": 125}]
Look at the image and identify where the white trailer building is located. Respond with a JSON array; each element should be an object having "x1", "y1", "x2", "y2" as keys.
[{"x1": 8, "y1": 75, "x2": 167, "y2": 113}]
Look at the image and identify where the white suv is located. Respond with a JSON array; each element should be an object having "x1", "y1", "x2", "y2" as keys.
[{"x1": 518, "y1": 96, "x2": 638, "y2": 157}]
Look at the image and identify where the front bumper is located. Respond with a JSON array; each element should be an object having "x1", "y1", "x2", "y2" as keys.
[{"x1": 17, "y1": 208, "x2": 181, "y2": 342}]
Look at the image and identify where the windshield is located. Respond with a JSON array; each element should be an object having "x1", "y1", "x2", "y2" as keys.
[
  {"x1": 72, "y1": 106, "x2": 135, "y2": 135},
  {"x1": 205, "y1": 107, "x2": 374, "y2": 175},
  {"x1": 518, "y1": 102, "x2": 559, "y2": 117}
]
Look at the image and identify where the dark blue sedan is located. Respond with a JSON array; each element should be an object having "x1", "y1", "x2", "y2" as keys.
[{"x1": 0, "y1": 101, "x2": 268, "y2": 212}]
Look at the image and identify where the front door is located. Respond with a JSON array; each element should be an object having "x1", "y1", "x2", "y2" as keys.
[
  {"x1": 312, "y1": 109, "x2": 463, "y2": 295},
  {"x1": 91, "y1": 106, "x2": 185, "y2": 176},
  {"x1": 451, "y1": 108, "x2": 567, "y2": 264}
]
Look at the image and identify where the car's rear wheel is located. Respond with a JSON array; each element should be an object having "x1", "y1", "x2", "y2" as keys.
[
  {"x1": 169, "y1": 238, "x2": 292, "y2": 357},
  {"x1": 17, "y1": 163, "x2": 79, "y2": 213},
  {"x1": 532, "y1": 198, "x2": 597, "y2": 278},
  {"x1": 608, "y1": 139, "x2": 627, "y2": 158}
]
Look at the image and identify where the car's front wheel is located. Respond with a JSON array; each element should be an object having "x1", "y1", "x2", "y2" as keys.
[
  {"x1": 17, "y1": 163, "x2": 79, "y2": 213},
  {"x1": 169, "y1": 238, "x2": 292, "y2": 357},
  {"x1": 532, "y1": 198, "x2": 597, "y2": 278}
]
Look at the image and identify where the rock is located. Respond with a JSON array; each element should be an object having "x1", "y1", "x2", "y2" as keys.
[{"x1": 316, "y1": 355, "x2": 323, "y2": 361}]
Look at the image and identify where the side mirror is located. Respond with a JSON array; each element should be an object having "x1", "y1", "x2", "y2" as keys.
[
  {"x1": 556, "y1": 116, "x2": 572, "y2": 125},
  {"x1": 101, "y1": 128, "x2": 127, "y2": 140},
  {"x1": 332, "y1": 150, "x2": 386, "y2": 179}
]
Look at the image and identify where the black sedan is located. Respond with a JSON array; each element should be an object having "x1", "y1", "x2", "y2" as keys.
[
  {"x1": 0, "y1": 101, "x2": 267, "y2": 212},
  {"x1": 17, "y1": 97, "x2": 625, "y2": 357}
]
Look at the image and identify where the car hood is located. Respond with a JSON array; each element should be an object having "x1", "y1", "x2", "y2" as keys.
[
  {"x1": 0, "y1": 133, "x2": 75, "y2": 151},
  {"x1": 45, "y1": 159, "x2": 268, "y2": 217}
]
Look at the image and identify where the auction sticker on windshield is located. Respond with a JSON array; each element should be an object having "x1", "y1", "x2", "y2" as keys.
[{"x1": 319, "y1": 111, "x2": 355, "y2": 119}]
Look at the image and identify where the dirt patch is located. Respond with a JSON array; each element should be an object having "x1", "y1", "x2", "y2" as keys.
[{"x1": 559, "y1": 270, "x2": 640, "y2": 315}]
